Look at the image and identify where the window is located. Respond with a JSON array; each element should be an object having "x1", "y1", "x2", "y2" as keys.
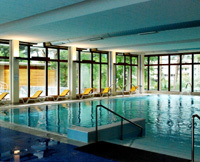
[
  {"x1": 18, "y1": 45, "x2": 68, "y2": 97},
  {"x1": 77, "y1": 51, "x2": 108, "y2": 94},
  {"x1": 170, "y1": 65, "x2": 180, "y2": 91},
  {"x1": 160, "y1": 66, "x2": 168, "y2": 91},
  {"x1": 182, "y1": 65, "x2": 192, "y2": 91},
  {"x1": 115, "y1": 54, "x2": 138, "y2": 92},
  {"x1": 19, "y1": 46, "x2": 28, "y2": 97},
  {"x1": 0, "y1": 44, "x2": 9, "y2": 99},
  {"x1": 48, "y1": 62, "x2": 58, "y2": 95},
  {"x1": 145, "y1": 53, "x2": 200, "y2": 92},
  {"x1": 194, "y1": 65, "x2": 200, "y2": 92},
  {"x1": 149, "y1": 66, "x2": 158, "y2": 90},
  {"x1": 0, "y1": 59, "x2": 9, "y2": 97},
  {"x1": 0, "y1": 44, "x2": 9, "y2": 57},
  {"x1": 30, "y1": 47, "x2": 46, "y2": 57},
  {"x1": 30, "y1": 60, "x2": 45, "y2": 96}
]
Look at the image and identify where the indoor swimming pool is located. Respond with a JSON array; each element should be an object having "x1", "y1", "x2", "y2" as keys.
[{"x1": 0, "y1": 95, "x2": 200, "y2": 160}]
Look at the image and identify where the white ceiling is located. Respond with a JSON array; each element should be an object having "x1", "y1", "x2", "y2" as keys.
[{"x1": 0, "y1": 0, "x2": 200, "y2": 54}]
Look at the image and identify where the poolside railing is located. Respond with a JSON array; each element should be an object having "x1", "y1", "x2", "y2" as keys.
[
  {"x1": 192, "y1": 114, "x2": 200, "y2": 162},
  {"x1": 95, "y1": 104, "x2": 143, "y2": 142}
]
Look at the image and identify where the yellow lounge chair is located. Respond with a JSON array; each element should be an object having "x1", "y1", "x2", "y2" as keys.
[
  {"x1": 56, "y1": 89, "x2": 70, "y2": 101},
  {"x1": 21, "y1": 90, "x2": 43, "y2": 104},
  {"x1": 101, "y1": 87, "x2": 111, "y2": 97},
  {"x1": 129, "y1": 86, "x2": 138, "y2": 95},
  {"x1": 79, "y1": 88, "x2": 93, "y2": 99},
  {"x1": 0, "y1": 92, "x2": 8, "y2": 105}
]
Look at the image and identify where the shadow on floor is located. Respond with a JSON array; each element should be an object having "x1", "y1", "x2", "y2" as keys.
[{"x1": 76, "y1": 141, "x2": 191, "y2": 162}]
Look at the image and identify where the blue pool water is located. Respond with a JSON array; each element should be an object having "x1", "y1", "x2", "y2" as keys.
[{"x1": 0, "y1": 95, "x2": 200, "y2": 159}]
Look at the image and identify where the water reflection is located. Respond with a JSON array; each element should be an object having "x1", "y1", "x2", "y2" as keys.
[
  {"x1": 0, "y1": 95, "x2": 200, "y2": 147},
  {"x1": 0, "y1": 139, "x2": 59, "y2": 161}
]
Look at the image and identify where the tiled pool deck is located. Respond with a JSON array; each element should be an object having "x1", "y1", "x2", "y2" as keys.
[{"x1": 0, "y1": 126, "x2": 116, "y2": 162}]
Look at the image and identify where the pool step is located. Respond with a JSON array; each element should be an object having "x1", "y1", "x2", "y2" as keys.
[
  {"x1": 76, "y1": 141, "x2": 191, "y2": 162},
  {"x1": 67, "y1": 118, "x2": 145, "y2": 143}
]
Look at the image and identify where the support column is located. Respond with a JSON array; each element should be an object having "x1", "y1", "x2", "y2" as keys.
[
  {"x1": 68, "y1": 46, "x2": 77, "y2": 99},
  {"x1": 9, "y1": 40, "x2": 19, "y2": 104},
  {"x1": 109, "y1": 51, "x2": 116, "y2": 95},
  {"x1": 138, "y1": 55, "x2": 144, "y2": 93}
]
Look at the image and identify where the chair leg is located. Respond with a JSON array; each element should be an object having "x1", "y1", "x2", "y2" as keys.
[{"x1": 26, "y1": 98, "x2": 30, "y2": 104}]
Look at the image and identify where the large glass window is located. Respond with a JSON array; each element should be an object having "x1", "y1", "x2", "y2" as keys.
[
  {"x1": 60, "y1": 50, "x2": 68, "y2": 60},
  {"x1": 48, "y1": 62, "x2": 58, "y2": 95},
  {"x1": 101, "y1": 64, "x2": 108, "y2": 91},
  {"x1": 194, "y1": 54, "x2": 200, "y2": 63},
  {"x1": 81, "y1": 64, "x2": 91, "y2": 93},
  {"x1": 132, "y1": 66, "x2": 137, "y2": 86},
  {"x1": 48, "y1": 48, "x2": 58, "y2": 59},
  {"x1": 170, "y1": 55, "x2": 180, "y2": 64},
  {"x1": 115, "y1": 54, "x2": 138, "y2": 92},
  {"x1": 30, "y1": 47, "x2": 46, "y2": 57},
  {"x1": 0, "y1": 44, "x2": 9, "y2": 99},
  {"x1": 144, "y1": 66, "x2": 148, "y2": 90},
  {"x1": 182, "y1": 65, "x2": 192, "y2": 91},
  {"x1": 19, "y1": 46, "x2": 28, "y2": 97},
  {"x1": 81, "y1": 52, "x2": 91, "y2": 61},
  {"x1": 145, "y1": 54, "x2": 200, "y2": 92},
  {"x1": 0, "y1": 59, "x2": 9, "y2": 98},
  {"x1": 160, "y1": 66, "x2": 168, "y2": 91},
  {"x1": 116, "y1": 65, "x2": 124, "y2": 91},
  {"x1": 170, "y1": 65, "x2": 180, "y2": 91},
  {"x1": 19, "y1": 60, "x2": 28, "y2": 97},
  {"x1": 30, "y1": 61, "x2": 45, "y2": 96},
  {"x1": 160, "y1": 56, "x2": 168, "y2": 64},
  {"x1": 149, "y1": 56, "x2": 158, "y2": 64},
  {"x1": 0, "y1": 44, "x2": 9, "y2": 57},
  {"x1": 182, "y1": 54, "x2": 192, "y2": 63},
  {"x1": 18, "y1": 45, "x2": 68, "y2": 97},
  {"x1": 93, "y1": 64, "x2": 100, "y2": 92},
  {"x1": 60, "y1": 62, "x2": 68, "y2": 93},
  {"x1": 149, "y1": 66, "x2": 158, "y2": 90},
  {"x1": 77, "y1": 51, "x2": 108, "y2": 94},
  {"x1": 194, "y1": 65, "x2": 200, "y2": 92}
]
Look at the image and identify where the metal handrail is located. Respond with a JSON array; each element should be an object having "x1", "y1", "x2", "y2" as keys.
[
  {"x1": 95, "y1": 104, "x2": 143, "y2": 142},
  {"x1": 192, "y1": 114, "x2": 200, "y2": 162},
  {"x1": 108, "y1": 83, "x2": 119, "y2": 99}
]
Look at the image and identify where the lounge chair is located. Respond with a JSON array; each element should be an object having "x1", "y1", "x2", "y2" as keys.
[
  {"x1": 56, "y1": 89, "x2": 70, "y2": 101},
  {"x1": 20, "y1": 90, "x2": 43, "y2": 104},
  {"x1": 0, "y1": 92, "x2": 8, "y2": 105},
  {"x1": 129, "y1": 86, "x2": 138, "y2": 95},
  {"x1": 101, "y1": 87, "x2": 111, "y2": 97},
  {"x1": 79, "y1": 88, "x2": 93, "y2": 99}
]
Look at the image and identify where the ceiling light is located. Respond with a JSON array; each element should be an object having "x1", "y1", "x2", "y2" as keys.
[
  {"x1": 89, "y1": 37, "x2": 104, "y2": 41},
  {"x1": 138, "y1": 31, "x2": 158, "y2": 35}
]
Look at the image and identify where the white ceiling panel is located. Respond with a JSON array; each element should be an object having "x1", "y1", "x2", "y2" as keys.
[
  {"x1": 0, "y1": 0, "x2": 200, "y2": 54},
  {"x1": 0, "y1": 0, "x2": 84, "y2": 24}
]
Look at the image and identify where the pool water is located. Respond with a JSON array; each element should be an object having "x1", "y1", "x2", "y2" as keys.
[{"x1": 0, "y1": 95, "x2": 200, "y2": 159}]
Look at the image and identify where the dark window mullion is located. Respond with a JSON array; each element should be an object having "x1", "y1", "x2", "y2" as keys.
[
  {"x1": 57, "y1": 49, "x2": 60, "y2": 95},
  {"x1": 78, "y1": 51, "x2": 81, "y2": 94},
  {"x1": 28, "y1": 45, "x2": 31, "y2": 97},
  {"x1": 158, "y1": 56, "x2": 160, "y2": 91},
  {"x1": 168, "y1": 55, "x2": 170, "y2": 91},
  {"x1": 91, "y1": 52, "x2": 93, "y2": 90},
  {"x1": 192, "y1": 54, "x2": 194, "y2": 92},
  {"x1": 147, "y1": 56, "x2": 150, "y2": 90},
  {"x1": 180, "y1": 54, "x2": 182, "y2": 92},
  {"x1": 45, "y1": 47, "x2": 48, "y2": 96}
]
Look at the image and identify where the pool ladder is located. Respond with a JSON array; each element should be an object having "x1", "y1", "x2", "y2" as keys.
[
  {"x1": 95, "y1": 105, "x2": 143, "y2": 142},
  {"x1": 192, "y1": 114, "x2": 200, "y2": 162}
]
